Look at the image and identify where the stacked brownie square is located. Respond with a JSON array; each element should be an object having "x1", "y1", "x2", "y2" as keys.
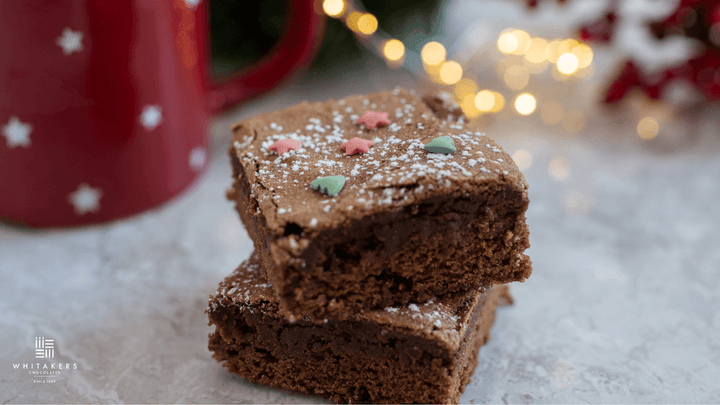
[{"x1": 208, "y1": 88, "x2": 532, "y2": 403}]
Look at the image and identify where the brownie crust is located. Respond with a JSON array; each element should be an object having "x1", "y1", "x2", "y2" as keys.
[
  {"x1": 421, "y1": 90, "x2": 464, "y2": 121},
  {"x1": 228, "y1": 88, "x2": 530, "y2": 321},
  {"x1": 208, "y1": 254, "x2": 511, "y2": 404}
]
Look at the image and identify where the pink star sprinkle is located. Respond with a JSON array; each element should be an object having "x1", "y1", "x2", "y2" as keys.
[
  {"x1": 268, "y1": 139, "x2": 301, "y2": 155},
  {"x1": 341, "y1": 137, "x2": 375, "y2": 155},
  {"x1": 357, "y1": 111, "x2": 391, "y2": 129}
]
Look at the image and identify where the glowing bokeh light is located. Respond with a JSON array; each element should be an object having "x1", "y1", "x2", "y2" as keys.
[
  {"x1": 461, "y1": 93, "x2": 482, "y2": 118},
  {"x1": 346, "y1": 12, "x2": 362, "y2": 32},
  {"x1": 383, "y1": 39, "x2": 405, "y2": 61},
  {"x1": 474, "y1": 90, "x2": 495, "y2": 112},
  {"x1": 424, "y1": 62, "x2": 444, "y2": 83},
  {"x1": 548, "y1": 157, "x2": 569, "y2": 180},
  {"x1": 514, "y1": 93, "x2": 537, "y2": 115},
  {"x1": 512, "y1": 30, "x2": 532, "y2": 55},
  {"x1": 322, "y1": 0, "x2": 345, "y2": 17},
  {"x1": 497, "y1": 31, "x2": 519, "y2": 54},
  {"x1": 545, "y1": 39, "x2": 562, "y2": 63},
  {"x1": 558, "y1": 38, "x2": 579, "y2": 55},
  {"x1": 551, "y1": 65, "x2": 570, "y2": 81},
  {"x1": 421, "y1": 42, "x2": 447, "y2": 66},
  {"x1": 557, "y1": 53, "x2": 579, "y2": 75},
  {"x1": 504, "y1": 65, "x2": 530, "y2": 90},
  {"x1": 453, "y1": 78, "x2": 478, "y2": 102},
  {"x1": 572, "y1": 44, "x2": 594, "y2": 68},
  {"x1": 637, "y1": 117, "x2": 660, "y2": 140},
  {"x1": 357, "y1": 13, "x2": 378, "y2": 35},
  {"x1": 439, "y1": 61, "x2": 463, "y2": 85},
  {"x1": 512, "y1": 149, "x2": 533, "y2": 171},
  {"x1": 490, "y1": 92, "x2": 505, "y2": 112},
  {"x1": 540, "y1": 101, "x2": 564, "y2": 124},
  {"x1": 525, "y1": 37, "x2": 548, "y2": 64}
]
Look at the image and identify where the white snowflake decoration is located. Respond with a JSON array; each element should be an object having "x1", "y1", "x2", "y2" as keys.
[
  {"x1": 56, "y1": 28, "x2": 84, "y2": 55},
  {"x1": 188, "y1": 147, "x2": 207, "y2": 171},
  {"x1": 2, "y1": 116, "x2": 32, "y2": 148},
  {"x1": 140, "y1": 105, "x2": 162, "y2": 130},
  {"x1": 68, "y1": 183, "x2": 102, "y2": 215}
]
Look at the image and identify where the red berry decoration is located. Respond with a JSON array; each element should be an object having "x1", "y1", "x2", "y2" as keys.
[
  {"x1": 531, "y1": 0, "x2": 720, "y2": 104},
  {"x1": 578, "y1": 3, "x2": 618, "y2": 44}
]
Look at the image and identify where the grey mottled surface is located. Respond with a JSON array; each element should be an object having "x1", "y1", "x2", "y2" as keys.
[
  {"x1": 3, "y1": 1, "x2": 720, "y2": 401},
  {"x1": 2, "y1": 92, "x2": 719, "y2": 403}
]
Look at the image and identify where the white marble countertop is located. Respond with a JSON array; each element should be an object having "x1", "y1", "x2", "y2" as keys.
[
  {"x1": 3, "y1": 4, "x2": 720, "y2": 401},
  {"x1": 3, "y1": 76, "x2": 720, "y2": 403}
]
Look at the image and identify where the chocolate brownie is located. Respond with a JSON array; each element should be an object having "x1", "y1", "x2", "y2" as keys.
[
  {"x1": 421, "y1": 90, "x2": 464, "y2": 121},
  {"x1": 227, "y1": 87, "x2": 531, "y2": 321},
  {"x1": 208, "y1": 253, "x2": 512, "y2": 404}
]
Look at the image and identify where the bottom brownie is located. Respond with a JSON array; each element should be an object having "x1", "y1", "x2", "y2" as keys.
[{"x1": 207, "y1": 253, "x2": 512, "y2": 404}]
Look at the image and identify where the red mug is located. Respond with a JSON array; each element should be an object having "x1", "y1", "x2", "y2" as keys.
[{"x1": 0, "y1": 0, "x2": 324, "y2": 227}]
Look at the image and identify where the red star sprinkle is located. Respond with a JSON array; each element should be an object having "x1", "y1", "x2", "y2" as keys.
[
  {"x1": 341, "y1": 137, "x2": 375, "y2": 155},
  {"x1": 268, "y1": 139, "x2": 301, "y2": 155},
  {"x1": 357, "y1": 111, "x2": 391, "y2": 129}
]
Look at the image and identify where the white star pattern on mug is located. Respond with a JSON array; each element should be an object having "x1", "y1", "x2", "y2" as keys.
[
  {"x1": 68, "y1": 183, "x2": 102, "y2": 215},
  {"x1": 189, "y1": 147, "x2": 207, "y2": 171},
  {"x1": 2, "y1": 116, "x2": 32, "y2": 148},
  {"x1": 56, "y1": 28, "x2": 84, "y2": 55},
  {"x1": 140, "y1": 105, "x2": 162, "y2": 130}
]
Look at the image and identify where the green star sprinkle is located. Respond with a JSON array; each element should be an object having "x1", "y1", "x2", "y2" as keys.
[
  {"x1": 424, "y1": 136, "x2": 456, "y2": 154},
  {"x1": 310, "y1": 175, "x2": 346, "y2": 197}
]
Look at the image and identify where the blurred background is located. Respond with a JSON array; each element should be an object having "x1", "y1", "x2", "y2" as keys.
[
  {"x1": 213, "y1": 0, "x2": 720, "y2": 153},
  {"x1": 2, "y1": 0, "x2": 719, "y2": 403}
]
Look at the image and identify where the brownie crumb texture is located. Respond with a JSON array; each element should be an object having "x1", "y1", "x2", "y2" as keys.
[
  {"x1": 227, "y1": 87, "x2": 531, "y2": 321},
  {"x1": 208, "y1": 254, "x2": 511, "y2": 404}
]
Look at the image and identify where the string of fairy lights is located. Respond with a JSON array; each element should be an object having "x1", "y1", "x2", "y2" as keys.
[
  {"x1": 321, "y1": 0, "x2": 662, "y2": 143},
  {"x1": 321, "y1": 0, "x2": 593, "y2": 117}
]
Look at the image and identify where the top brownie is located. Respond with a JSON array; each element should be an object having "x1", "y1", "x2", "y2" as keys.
[{"x1": 228, "y1": 88, "x2": 531, "y2": 321}]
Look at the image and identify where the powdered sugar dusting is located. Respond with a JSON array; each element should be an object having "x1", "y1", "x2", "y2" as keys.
[
  {"x1": 210, "y1": 258, "x2": 274, "y2": 309},
  {"x1": 232, "y1": 88, "x2": 519, "y2": 233}
]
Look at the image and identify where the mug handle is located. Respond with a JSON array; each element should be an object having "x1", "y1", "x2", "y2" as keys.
[{"x1": 204, "y1": 0, "x2": 326, "y2": 114}]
